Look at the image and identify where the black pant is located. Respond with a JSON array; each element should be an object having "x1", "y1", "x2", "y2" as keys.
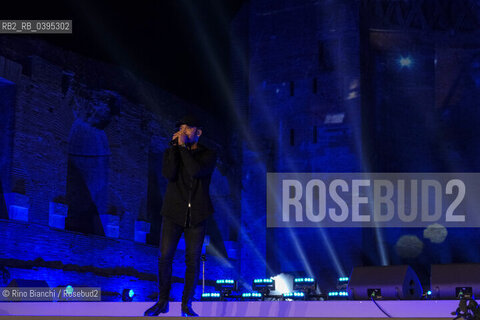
[{"x1": 158, "y1": 215, "x2": 207, "y2": 305}]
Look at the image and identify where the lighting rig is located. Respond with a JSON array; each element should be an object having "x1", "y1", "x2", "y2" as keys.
[
  {"x1": 242, "y1": 292, "x2": 263, "y2": 301},
  {"x1": 252, "y1": 278, "x2": 275, "y2": 296},
  {"x1": 283, "y1": 291, "x2": 305, "y2": 300},
  {"x1": 201, "y1": 279, "x2": 238, "y2": 301}
]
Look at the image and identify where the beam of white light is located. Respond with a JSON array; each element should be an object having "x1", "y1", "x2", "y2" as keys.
[
  {"x1": 317, "y1": 228, "x2": 346, "y2": 277},
  {"x1": 271, "y1": 273, "x2": 293, "y2": 295},
  {"x1": 375, "y1": 226, "x2": 389, "y2": 266},
  {"x1": 287, "y1": 228, "x2": 315, "y2": 277},
  {"x1": 213, "y1": 192, "x2": 275, "y2": 276}
]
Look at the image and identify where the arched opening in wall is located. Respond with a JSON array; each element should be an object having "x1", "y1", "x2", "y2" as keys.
[
  {"x1": 0, "y1": 77, "x2": 17, "y2": 220},
  {"x1": 65, "y1": 89, "x2": 119, "y2": 236},
  {"x1": 65, "y1": 152, "x2": 107, "y2": 236}
]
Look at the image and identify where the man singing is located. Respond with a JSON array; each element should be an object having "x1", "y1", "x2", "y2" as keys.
[{"x1": 144, "y1": 115, "x2": 217, "y2": 317}]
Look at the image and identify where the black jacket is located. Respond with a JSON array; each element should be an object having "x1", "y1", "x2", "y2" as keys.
[{"x1": 160, "y1": 143, "x2": 217, "y2": 227}]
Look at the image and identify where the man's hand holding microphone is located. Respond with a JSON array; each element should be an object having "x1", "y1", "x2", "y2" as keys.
[{"x1": 170, "y1": 129, "x2": 187, "y2": 146}]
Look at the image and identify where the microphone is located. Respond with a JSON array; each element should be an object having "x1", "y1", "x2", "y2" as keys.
[{"x1": 169, "y1": 137, "x2": 179, "y2": 146}]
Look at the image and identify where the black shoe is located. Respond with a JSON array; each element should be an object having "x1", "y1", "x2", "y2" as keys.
[
  {"x1": 181, "y1": 304, "x2": 199, "y2": 317},
  {"x1": 144, "y1": 300, "x2": 169, "y2": 316}
]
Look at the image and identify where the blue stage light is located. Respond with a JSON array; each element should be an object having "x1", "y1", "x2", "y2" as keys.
[
  {"x1": 253, "y1": 278, "x2": 275, "y2": 293},
  {"x1": 423, "y1": 290, "x2": 433, "y2": 300},
  {"x1": 242, "y1": 292, "x2": 263, "y2": 300},
  {"x1": 122, "y1": 288, "x2": 134, "y2": 302},
  {"x1": 201, "y1": 292, "x2": 222, "y2": 301},
  {"x1": 328, "y1": 291, "x2": 349, "y2": 299},
  {"x1": 293, "y1": 277, "x2": 316, "y2": 291},
  {"x1": 337, "y1": 276, "x2": 350, "y2": 291},
  {"x1": 253, "y1": 278, "x2": 274, "y2": 284},
  {"x1": 215, "y1": 279, "x2": 238, "y2": 293},
  {"x1": 65, "y1": 285, "x2": 73, "y2": 295},
  {"x1": 294, "y1": 277, "x2": 315, "y2": 283},
  {"x1": 283, "y1": 291, "x2": 305, "y2": 300}
]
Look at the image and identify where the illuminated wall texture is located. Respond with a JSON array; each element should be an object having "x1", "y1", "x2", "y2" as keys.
[
  {"x1": 236, "y1": 0, "x2": 480, "y2": 291},
  {"x1": 0, "y1": 37, "x2": 239, "y2": 301}
]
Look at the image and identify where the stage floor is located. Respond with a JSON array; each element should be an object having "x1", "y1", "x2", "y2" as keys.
[{"x1": 0, "y1": 300, "x2": 463, "y2": 318}]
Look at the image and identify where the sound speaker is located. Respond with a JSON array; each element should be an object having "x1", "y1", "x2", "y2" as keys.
[
  {"x1": 348, "y1": 265, "x2": 422, "y2": 300},
  {"x1": 430, "y1": 264, "x2": 480, "y2": 299}
]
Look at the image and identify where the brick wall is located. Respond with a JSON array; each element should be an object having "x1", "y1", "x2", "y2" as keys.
[{"x1": 0, "y1": 36, "x2": 240, "y2": 301}]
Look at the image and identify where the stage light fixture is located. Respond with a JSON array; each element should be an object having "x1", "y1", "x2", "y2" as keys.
[
  {"x1": 201, "y1": 292, "x2": 222, "y2": 301},
  {"x1": 337, "y1": 276, "x2": 349, "y2": 290},
  {"x1": 424, "y1": 290, "x2": 433, "y2": 300},
  {"x1": 328, "y1": 291, "x2": 349, "y2": 299},
  {"x1": 283, "y1": 291, "x2": 305, "y2": 300},
  {"x1": 215, "y1": 279, "x2": 238, "y2": 293},
  {"x1": 253, "y1": 278, "x2": 275, "y2": 293},
  {"x1": 122, "y1": 288, "x2": 134, "y2": 302},
  {"x1": 293, "y1": 277, "x2": 316, "y2": 291},
  {"x1": 65, "y1": 285, "x2": 73, "y2": 295},
  {"x1": 242, "y1": 292, "x2": 263, "y2": 301},
  {"x1": 338, "y1": 277, "x2": 349, "y2": 283}
]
